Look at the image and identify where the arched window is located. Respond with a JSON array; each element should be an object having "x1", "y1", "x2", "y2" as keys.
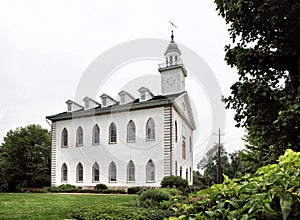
[
  {"x1": 169, "y1": 55, "x2": 173, "y2": 65},
  {"x1": 175, "y1": 55, "x2": 178, "y2": 64},
  {"x1": 92, "y1": 162, "x2": 100, "y2": 182},
  {"x1": 109, "y1": 162, "x2": 117, "y2": 182},
  {"x1": 182, "y1": 140, "x2": 186, "y2": 159},
  {"x1": 146, "y1": 118, "x2": 155, "y2": 140},
  {"x1": 61, "y1": 163, "x2": 68, "y2": 182},
  {"x1": 189, "y1": 136, "x2": 192, "y2": 152},
  {"x1": 76, "y1": 127, "x2": 83, "y2": 146},
  {"x1": 127, "y1": 120, "x2": 136, "y2": 142},
  {"x1": 186, "y1": 168, "x2": 189, "y2": 181},
  {"x1": 76, "y1": 163, "x2": 83, "y2": 182},
  {"x1": 127, "y1": 160, "x2": 135, "y2": 182},
  {"x1": 180, "y1": 166, "x2": 182, "y2": 178},
  {"x1": 175, "y1": 121, "x2": 178, "y2": 142},
  {"x1": 61, "y1": 128, "x2": 68, "y2": 147},
  {"x1": 92, "y1": 124, "x2": 100, "y2": 145},
  {"x1": 109, "y1": 123, "x2": 117, "y2": 143},
  {"x1": 175, "y1": 161, "x2": 178, "y2": 176},
  {"x1": 146, "y1": 159, "x2": 155, "y2": 182}
]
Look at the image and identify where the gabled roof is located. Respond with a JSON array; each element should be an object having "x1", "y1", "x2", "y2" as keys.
[
  {"x1": 65, "y1": 100, "x2": 84, "y2": 109},
  {"x1": 118, "y1": 90, "x2": 135, "y2": 100},
  {"x1": 83, "y1": 96, "x2": 101, "y2": 106},
  {"x1": 138, "y1": 87, "x2": 154, "y2": 96}
]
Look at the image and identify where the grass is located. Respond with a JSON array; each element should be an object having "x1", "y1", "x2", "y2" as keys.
[{"x1": 0, "y1": 193, "x2": 136, "y2": 220}]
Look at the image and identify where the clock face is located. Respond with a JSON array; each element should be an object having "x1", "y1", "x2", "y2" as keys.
[{"x1": 166, "y1": 76, "x2": 176, "y2": 86}]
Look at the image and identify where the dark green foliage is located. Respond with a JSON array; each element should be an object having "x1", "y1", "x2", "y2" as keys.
[
  {"x1": 44, "y1": 184, "x2": 126, "y2": 194},
  {"x1": 0, "y1": 124, "x2": 51, "y2": 191},
  {"x1": 160, "y1": 176, "x2": 188, "y2": 189},
  {"x1": 165, "y1": 149, "x2": 300, "y2": 220},
  {"x1": 197, "y1": 145, "x2": 244, "y2": 186},
  {"x1": 95, "y1": 183, "x2": 108, "y2": 190},
  {"x1": 214, "y1": 0, "x2": 300, "y2": 169},
  {"x1": 137, "y1": 189, "x2": 171, "y2": 208},
  {"x1": 127, "y1": 186, "x2": 142, "y2": 194},
  {"x1": 71, "y1": 204, "x2": 173, "y2": 220},
  {"x1": 101, "y1": 189, "x2": 126, "y2": 194}
]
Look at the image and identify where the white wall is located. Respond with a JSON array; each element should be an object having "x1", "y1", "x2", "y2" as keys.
[{"x1": 54, "y1": 106, "x2": 165, "y2": 187}]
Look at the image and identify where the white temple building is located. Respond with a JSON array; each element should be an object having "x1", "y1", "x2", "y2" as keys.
[{"x1": 46, "y1": 32, "x2": 196, "y2": 188}]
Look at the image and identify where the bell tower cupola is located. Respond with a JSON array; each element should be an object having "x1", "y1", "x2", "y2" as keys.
[{"x1": 159, "y1": 31, "x2": 187, "y2": 95}]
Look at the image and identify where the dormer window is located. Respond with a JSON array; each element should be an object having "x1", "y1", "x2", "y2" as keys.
[
  {"x1": 66, "y1": 100, "x2": 83, "y2": 112},
  {"x1": 138, "y1": 87, "x2": 154, "y2": 102},
  {"x1": 83, "y1": 97, "x2": 100, "y2": 110},
  {"x1": 120, "y1": 94, "x2": 125, "y2": 104},
  {"x1": 100, "y1": 94, "x2": 117, "y2": 107},
  {"x1": 84, "y1": 100, "x2": 89, "y2": 109},
  {"x1": 140, "y1": 91, "x2": 146, "y2": 101},
  {"x1": 118, "y1": 90, "x2": 134, "y2": 105},
  {"x1": 67, "y1": 103, "x2": 72, "y2": 112},
  {"x1": 102, "y1": 97, "x2": 107, "y2": 107}
]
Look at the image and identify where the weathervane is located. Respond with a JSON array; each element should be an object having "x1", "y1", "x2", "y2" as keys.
[{"x1": 169, "y1": 20, "x2": 177, "y2": 41}]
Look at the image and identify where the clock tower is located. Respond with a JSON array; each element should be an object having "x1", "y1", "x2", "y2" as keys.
[{"x1": 159, "y1": 31, "x2": 187, "y2": 95}]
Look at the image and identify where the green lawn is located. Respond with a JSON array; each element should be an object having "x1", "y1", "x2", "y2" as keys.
[{"x1": 0, "y1": 193, "x2": 136, "y2": 220}]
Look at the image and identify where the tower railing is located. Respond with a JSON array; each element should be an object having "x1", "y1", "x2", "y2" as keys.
[{"x1": 158, "y1": 61, "x2": 185, "y2": 69}]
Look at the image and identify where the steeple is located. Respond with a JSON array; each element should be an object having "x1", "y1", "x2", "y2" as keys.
[
  {"x1": 164, "y1": 30, "x2": 181, "y2": 65},
  {"x1": 158, "y1": 30, "x2": 187, "y2": 95}
]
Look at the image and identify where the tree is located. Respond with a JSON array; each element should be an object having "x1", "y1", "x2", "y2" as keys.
[
  {"x1": 197, "y1": 145, "x2": 244, "y2": 186},
  {"x1": 215, "y1": 0, "x2": 300, "y2": 168},
  {"x1": 197, "y1": 144, "x2": 231, "y2": 186},
  {"x1": 0, "y1": 124, "x2": 51, "y2": 191}
]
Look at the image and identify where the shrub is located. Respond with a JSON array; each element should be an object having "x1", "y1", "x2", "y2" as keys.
[
  {"x1": 71, "y1": 204, "x2": 173, "y2": 220},
  {"x1": 138, "y1": 189, "x2": 171, "y2": 208},
  {"x1": 95, "y1": 183, "x2": 108, "y2": 190},
  {"x1": 45, "y1": 184, "x2": 77, "y2": 193},
  {"x1": 127, "y1": 186, "x2": 142, "y2": 194},
  {"x1": 166, "y1": 149, "x2": 300, "y2": 220},
  {"x1": 161, "y1": 176, "x2": 188, "y2": 189},
  {"x1": 101, "y1": 189, "x2": 126, "y2": 194}
]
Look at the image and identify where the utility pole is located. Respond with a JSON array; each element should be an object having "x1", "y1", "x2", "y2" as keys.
[
  {"x1": 214, "y1": 128, "x2": 224, "y2": 184},
  {"x1": 218, "y1": 129, "x2": 221, "y2": 184}
]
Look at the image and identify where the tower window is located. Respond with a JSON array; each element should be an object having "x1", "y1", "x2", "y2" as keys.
[{"x1": 169, "y1": 55, "x2": 173, "y2": 65}]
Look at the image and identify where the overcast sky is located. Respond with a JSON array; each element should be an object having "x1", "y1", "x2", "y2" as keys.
[{"x1": 0, "y1": 0, "x2": 245, "y2": 165}]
